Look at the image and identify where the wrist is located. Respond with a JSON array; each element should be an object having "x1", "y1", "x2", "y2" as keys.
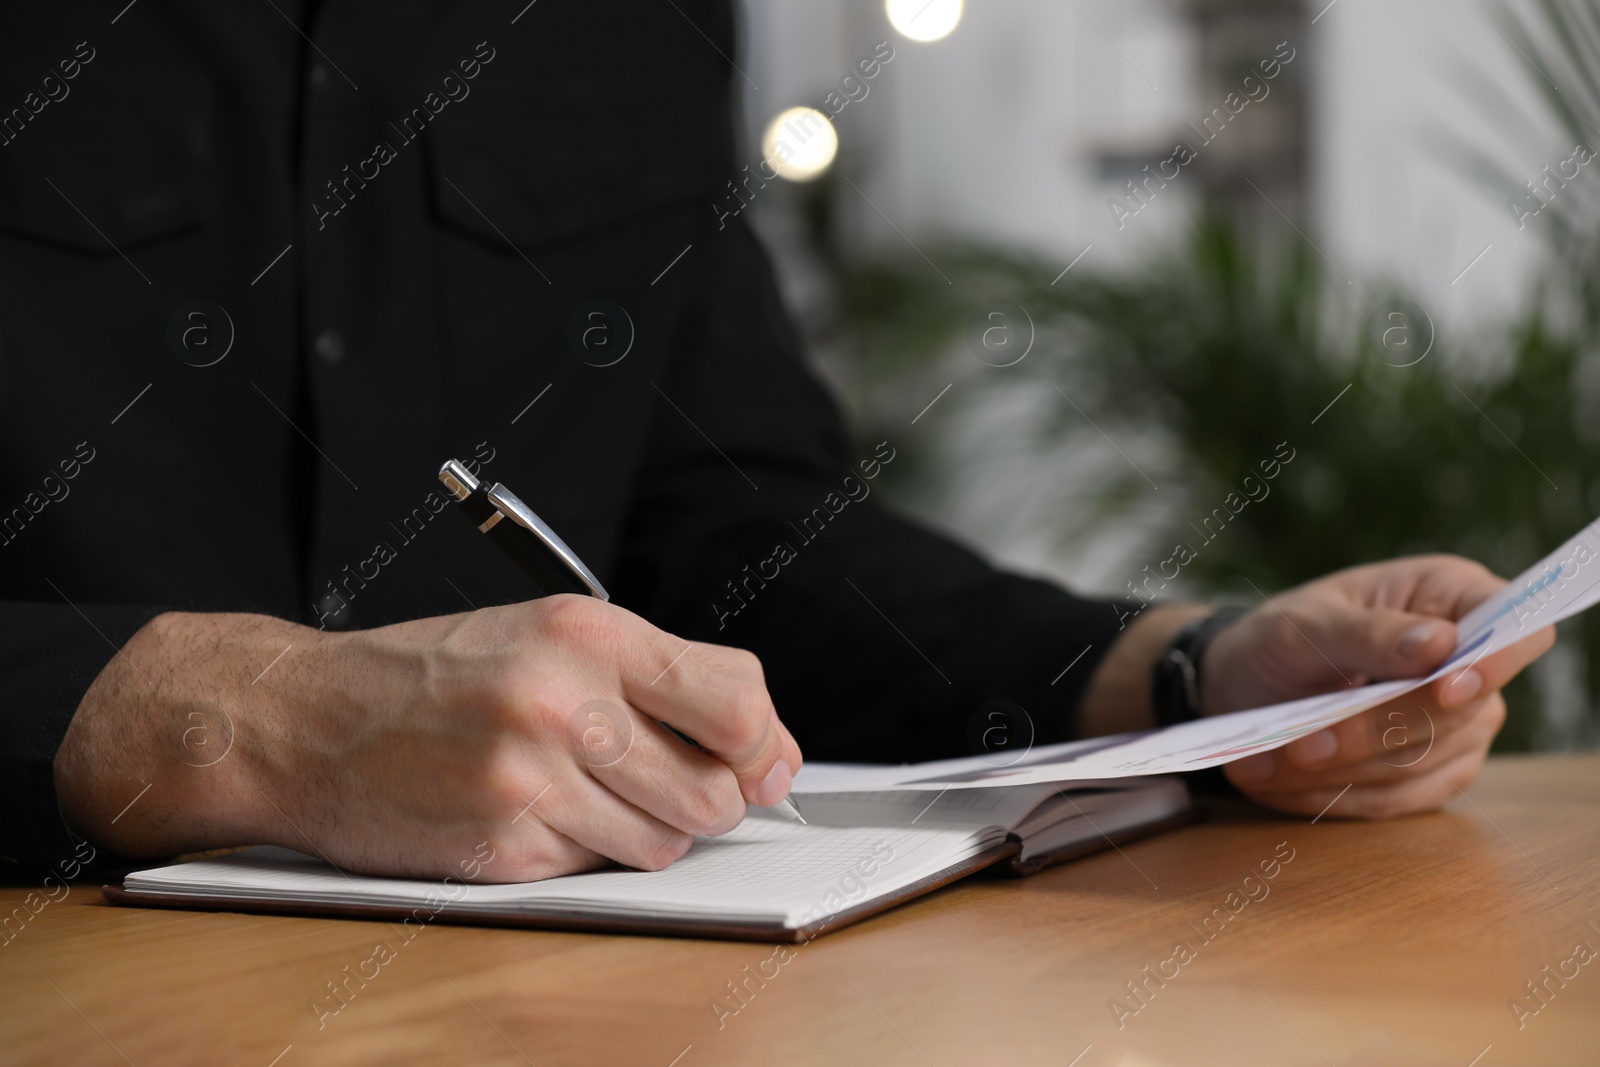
[
  {"x1": 1196, "y1": 610, "x2": 1262, "y2": 715},
  {"x1": 1151, "y1": 605, "x2": 1250, "y2": 726},
  {"x1": 55, "y1": 610, "x2": 329, "y2": 858},
  {"x1": 1078, "y1": 603, "x2": 1210, "y2": 737}
]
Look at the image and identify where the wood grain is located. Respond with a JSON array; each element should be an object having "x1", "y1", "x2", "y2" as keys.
[{"x1": 2, "y1": 755, "x2": 1597, "y2": 1067}]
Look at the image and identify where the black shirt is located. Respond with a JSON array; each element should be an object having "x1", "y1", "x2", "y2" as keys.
[{"x1": 0, "y1": 0, "x2": 1127, "y2": 873}]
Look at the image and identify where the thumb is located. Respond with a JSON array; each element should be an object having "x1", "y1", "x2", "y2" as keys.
[{"x1": 1312, "y1": 603, "x2": 1458, "y2": 681}]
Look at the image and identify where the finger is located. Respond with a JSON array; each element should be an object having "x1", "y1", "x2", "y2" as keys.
[
  {"x1": 1431, "y1": 625, "x2": 1555, "y2": 710},
  {"x1": 583, "y1": 713, "x2": 747, "y2": 837},
  {"x1": 620, "y1": 634, "x2": 791, "y2": 807},
  {"x1": 1240, "y1": 747, "x2": 1488, "y2": 820},
  {"x1": 1302, "y1": 600, "x2": 1460, "y2": 682},
  {"x1": 1404, "y1": 556, "x2": 1508, "y2": 619},
  {"x1": 693, "y1": 642, "x2": 802, "y2": 775},
  {"x1": 1278, "y1": 689, "x2": 1488, "y2": 770},
  {"x1": 530, "y1": 770, "x2": 695, "y2": 871},
  {"x1": 1233, "y1": 694, "x2": 1504, "y2": 790},
  {"x1": 775, "y1": 717, "x2": 803, "y2": 774}
]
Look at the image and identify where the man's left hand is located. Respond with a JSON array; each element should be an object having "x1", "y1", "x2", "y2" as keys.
[{"x1": 1203, "y1": 556, "x2": 1554, "y2": 818}]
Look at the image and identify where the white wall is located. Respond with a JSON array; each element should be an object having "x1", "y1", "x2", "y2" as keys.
[
  {"x1": 1313, "y1": 0, "x2": 1557, "y2": 332},
  {"x1": 739, "y1": 0, "x2": 1558, "y2": 318}
]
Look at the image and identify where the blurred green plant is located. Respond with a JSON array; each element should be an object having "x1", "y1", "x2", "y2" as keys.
[{"x1": 839, "y1": 219, "x2": 1600, "y2": 751}]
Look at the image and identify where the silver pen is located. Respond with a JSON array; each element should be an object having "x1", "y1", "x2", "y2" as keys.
[{"x1": 438, "y1": 459, "x2": 805, "y2": 825}]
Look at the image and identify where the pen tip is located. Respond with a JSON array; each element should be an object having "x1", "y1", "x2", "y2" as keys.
[{"x1": 777, "y1": 796, "x2": 806, "y2": 824}]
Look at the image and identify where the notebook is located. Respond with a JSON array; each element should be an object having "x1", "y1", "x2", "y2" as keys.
[{"x1": 105, "y1": 775, "x2": 1192, "y2": 942}]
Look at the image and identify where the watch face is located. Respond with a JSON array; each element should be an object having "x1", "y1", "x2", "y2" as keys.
[
  {"x1": 1155, "y1": 647, "x2": 1202, "y2": 728},
  {"x1": 1159, "y1": 607, "x2": 1249, "y2": 726}
]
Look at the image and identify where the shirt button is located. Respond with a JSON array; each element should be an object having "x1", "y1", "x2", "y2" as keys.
[
  {"x1": 310, "y1": 63, "x2": 328, "y2": 86},
  {"x1": 315, "y1": 329, "x2": 345, "y2": 365},
  {"x1": 316, "y1": 593, "x2": 352, "y2": 630}
]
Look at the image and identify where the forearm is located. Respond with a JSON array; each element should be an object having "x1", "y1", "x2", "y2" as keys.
[
  {"x1": 53, "y1": 611, "x2": 324, "y2": 859},
  {"x1": 1076, "y1": 604, "x2": 1209, "y2": 737}
]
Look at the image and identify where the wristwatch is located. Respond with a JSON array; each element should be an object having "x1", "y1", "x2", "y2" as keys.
[{"x1": 1150, "y1": 606, "x2": 1249, "y2": 728}]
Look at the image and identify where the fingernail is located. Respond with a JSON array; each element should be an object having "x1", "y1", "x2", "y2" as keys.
[
  {"x1": 1397, "y1": 620, "x2": 1448, "y2": 659},
  {"x1": 1231, "y1": 752, "x2": 1276, "y2": 782},
  {"x1": 1291, "y1": 729, "x2": 1338, "y2": 763},
  {"x1": 1447, "y1": 669, "x2": 1483, "y2": 703},
  {"x1": 754, "y1": 759, "x2": 793, "y2": 807}
]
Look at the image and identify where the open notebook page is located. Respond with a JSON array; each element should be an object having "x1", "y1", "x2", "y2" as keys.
[{"x1": 122, "y1": 785, "x2": 1064, "y2": 930}]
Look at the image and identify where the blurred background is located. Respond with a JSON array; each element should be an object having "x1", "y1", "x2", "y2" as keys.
[{"x1": 728, "y1": 0, "x2": 1600, "y2": 752}]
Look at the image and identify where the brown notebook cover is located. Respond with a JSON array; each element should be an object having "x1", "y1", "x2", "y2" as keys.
[{"x1": 994, "y1": 807, "x2": 1200, "y2": 877}]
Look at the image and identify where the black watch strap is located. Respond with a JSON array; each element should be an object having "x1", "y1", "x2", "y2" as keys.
[{"x1": 1151, "y1": 606, "x2": 1249, "y2": 728}]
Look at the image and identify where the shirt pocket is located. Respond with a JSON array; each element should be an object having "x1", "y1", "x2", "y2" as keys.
[
  {"x1": 424, "y1": 86, "x2": 728, "y2": 251},
  {"x1": 0, "y1": 91, "x2": 213, "y2": 255}
]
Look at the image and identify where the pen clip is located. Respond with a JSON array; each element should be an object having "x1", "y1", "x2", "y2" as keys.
[
  {"x1": 482, "y1": 482, "x2": 609, "y2": 601},
  {"x1": 438, "y1": 459, "x2": 609, "y2": 602}
]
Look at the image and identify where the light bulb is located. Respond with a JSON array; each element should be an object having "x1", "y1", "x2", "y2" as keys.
[
  {"x1": 761, "y1": 107, "x2": 839, "y2": 182},
  {"x1": 886, "y1": 0, "x2": 962, "y2": 42}
]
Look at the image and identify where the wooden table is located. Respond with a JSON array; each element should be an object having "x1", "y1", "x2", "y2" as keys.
[{"x1": 3, "y1": 755, "x2": 1597, "y2": 1066}]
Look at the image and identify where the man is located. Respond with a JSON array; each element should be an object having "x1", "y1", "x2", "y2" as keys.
[{"x1": 0, "y1": 1, "x2": 1551, "y2": 883}]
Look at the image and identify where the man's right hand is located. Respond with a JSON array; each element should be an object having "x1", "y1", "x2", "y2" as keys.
[{"x1": 54, "y1": 596, "x2": 803, "y2": 882}]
